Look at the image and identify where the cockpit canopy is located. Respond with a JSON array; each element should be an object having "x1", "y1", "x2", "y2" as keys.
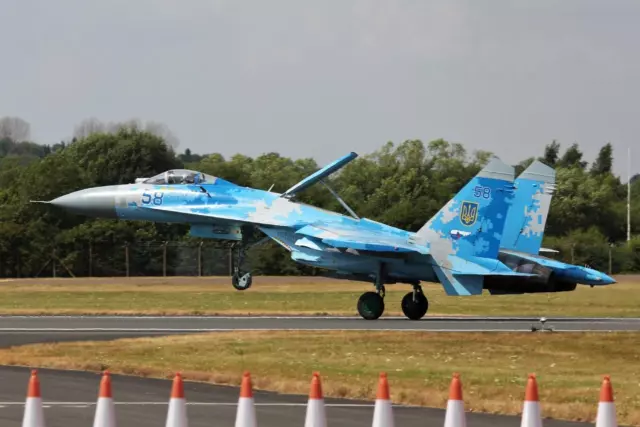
[{"x1": 138, "y1": 169, "x2": 219, "y2": 185}]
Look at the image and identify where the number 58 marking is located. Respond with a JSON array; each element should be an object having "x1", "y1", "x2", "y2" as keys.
[
  {"x1": 473, "y1": 186, "x2": 491, "y2": 199},
  {"x1": 142, "y1": 191, "x2": 164, "y2": 205}
]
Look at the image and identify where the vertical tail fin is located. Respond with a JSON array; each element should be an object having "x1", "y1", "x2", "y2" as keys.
[
  {"x1": 501, "y1": 160, "x2": 556, "y2": 254},
  {"x1": 415, "y1": 157, "x2": 515, "y2": 260}
]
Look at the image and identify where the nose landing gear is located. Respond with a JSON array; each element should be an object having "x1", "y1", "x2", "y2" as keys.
[
  {"x1": 229, "y1": 234, "x2": 270, "y2": 291},
  {"x1": 231, "y1": 244, "x2": 253, "y2": 290}
]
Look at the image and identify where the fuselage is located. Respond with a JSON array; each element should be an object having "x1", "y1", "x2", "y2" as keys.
[
  {"x1": 50, "y1": 179, "x2": 438, "y2": 284},
  {"x1": 49, "y1": 175, "x2": 615, "y2": 288}
]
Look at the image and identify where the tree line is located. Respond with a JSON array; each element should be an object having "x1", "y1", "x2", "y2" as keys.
[{"x1": 0, "y1": 116, "x2": 638, "y2": 278}]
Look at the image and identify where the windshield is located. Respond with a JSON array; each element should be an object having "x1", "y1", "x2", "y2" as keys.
[{"x1": 142, "y1": 169, "x2": 218, "y2": 185}]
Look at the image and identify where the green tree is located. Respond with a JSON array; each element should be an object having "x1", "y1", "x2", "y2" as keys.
[
  {"x1": 590, "y1": 143, "x2": 614, "y2": 175},
  {"x1": 557, "y1": 143, "x2": 588, "y2": 169},
  {"x1": 540, "y1": 140, "x2": 560, "y2": 166}
]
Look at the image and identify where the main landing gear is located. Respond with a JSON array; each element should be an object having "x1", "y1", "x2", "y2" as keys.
[
  {"x1": 355, "y1": 266, "x2": 429, "y2": 320},
  {"x1": 401, "y1": 285, "x2": 429, "y2": 320}
]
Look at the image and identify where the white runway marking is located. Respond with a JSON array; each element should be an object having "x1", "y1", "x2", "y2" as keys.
[
  {"x1": 0, "y1": 328, "x2": 609, "y2": 333},
  {"x1": 0, "y1": 402, "x2": 404, "y2": 407},
  {"x1": 1, "y1": 315, "x2": 638, "y2": 321}
]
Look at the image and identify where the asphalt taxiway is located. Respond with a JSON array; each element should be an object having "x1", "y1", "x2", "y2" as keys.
[
  {"x1": 1, "y1": 316, "x2": 635, "y2": 426},
  {"x1": 0, "y1": 315, "x2": 638, "y2": 347},
  {"x1": 0, "y1": 366, "x2": 595, "y2": 427}
]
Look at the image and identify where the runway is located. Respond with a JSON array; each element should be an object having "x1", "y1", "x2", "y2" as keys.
[
  {"x1": 1, "y1": 315, "x2": 639, "y2": 333},
  {"x1": 0, "y1": 315, "x2": 638, "y2": 347},
  {"x1": 0, "y1": 316, "x2": 633, "y2": 426},
  {"x1": 0, "y1": 366, "x2": 593, "y2": 427}
]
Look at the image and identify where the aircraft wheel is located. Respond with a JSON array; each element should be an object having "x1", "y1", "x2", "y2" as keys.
[
  {"x1": 357, "y1": 291, "x2": 385, "y2": 320},
  {"x1": 401, "y1": 291, "x2": 428, "y2": 320},
  {"x1": 232, "y1": 272, "x2": 253, "y2": 290}
]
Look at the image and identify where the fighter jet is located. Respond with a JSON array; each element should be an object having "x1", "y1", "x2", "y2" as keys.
[{"x1": 40, "y1": 153, "x2": 614, "y2": 320}]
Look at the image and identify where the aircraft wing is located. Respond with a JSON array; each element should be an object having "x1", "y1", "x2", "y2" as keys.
[
  {"x1": 281, "y1": 152, "x2": 358, "y2": 198},
  {"x1": 137, "y1": 204, "x2": 284, "y2": 227},
  {"x1": 295, "y1": 224, "x2": 430, "y2": 255}
]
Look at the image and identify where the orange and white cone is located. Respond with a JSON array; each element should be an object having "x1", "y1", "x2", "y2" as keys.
[
  {"x1": 372, "y1": 372, "x2": 394, "y2": 427},
  {"x1": 235, "y1": 372, "x2": 257, "y2": 427},
  {"x1": 304, "y1": 372, "x2": 327, "y2": 427},
  {"x1": 22, "y1": 369, "x2": 45, "y2": 427},
  {"x1": 165, "y1": 373, "x2": 188, "y2": 427},
  {"x1": 93, "y1": 371, "x2": 116, "y2": 427},
  {"x1": 443, "y1": 373, "x2": 466, "y2": 427},
  {"x1": 520, "y1": 374, "x2": 542, "y2": 427},
  {"x1": 595, "y1": 376, "x2": 617, "y2": 427}
]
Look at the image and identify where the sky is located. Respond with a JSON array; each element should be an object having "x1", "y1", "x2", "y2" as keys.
[{"x1": 1, "y1": 0, "x2": 639, "y2": 178}]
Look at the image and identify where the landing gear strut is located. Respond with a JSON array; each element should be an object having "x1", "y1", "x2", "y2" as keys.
[
  {"x1": 231, "y1": 244, "x2": 252, "y2": 290},
  {"x1": 229, "y1": 234, "x2": 271, "y2": 290},
  {"x1": 357, "y1": 264, "x2": 386, "y2": 320},
  {"x1": 401, "y1": 284, "x2": 429, "y2": 320}
]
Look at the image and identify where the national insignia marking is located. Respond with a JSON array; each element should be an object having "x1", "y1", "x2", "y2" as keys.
[{"x1": 460, "y1": 201, "x2": 478, "y2": 227}]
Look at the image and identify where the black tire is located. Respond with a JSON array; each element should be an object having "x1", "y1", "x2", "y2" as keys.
[
  {"x1": 357, "y1": 291, "x2": 385, "y2": 320},
  {"x1": 401, "y1": 291, "x2": 428, "y2": 320},
  {"x1": 232, "y1": 273, "x2": 253, "y2": 290}
]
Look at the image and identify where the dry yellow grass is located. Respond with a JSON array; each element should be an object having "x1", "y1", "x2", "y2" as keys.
[
  {"x1": 1, "y1": 275, "x2": 639, "y2": 317},
  {"x1": 1, "y1": 331, "x2": 638, "y2": 425}
]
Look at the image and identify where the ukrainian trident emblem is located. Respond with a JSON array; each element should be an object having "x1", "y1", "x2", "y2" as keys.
[{"x1": 460, "y1": 201, "x2": 478, "y2": 227}]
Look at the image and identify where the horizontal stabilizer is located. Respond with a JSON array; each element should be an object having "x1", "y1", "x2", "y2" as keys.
[
  {"x1": 432, "y1": 257, "x2": 539, "y2": 296},
  {"x1": 500, "y1": 249, "x2": 569, "y2": 270},
  {"x1": 281, "y1": 152, "x2": 358, "y2": 198},
  {"x1": 432, "y1": 264, "x2": 484, "y2": 296}
]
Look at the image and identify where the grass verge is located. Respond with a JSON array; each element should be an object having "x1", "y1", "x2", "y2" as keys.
[
  {"x1": 0, "y1": 275, "x2": 639, "y2": 317},
  {"x1": 0, "y1": 331, "x2": 638, "y2": 424}
]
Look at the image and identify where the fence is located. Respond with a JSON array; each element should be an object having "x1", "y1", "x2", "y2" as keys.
[
  {"x1": 1, "y1": 238, "x2": 639, "y2": 279},
  {"x1": 0, "y1": 241, "x2": 237, "y2": 278}
]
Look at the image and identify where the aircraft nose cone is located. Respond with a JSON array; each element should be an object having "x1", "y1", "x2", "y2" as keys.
[{"x1": 50, "y1": 186, "x2": 118, "y2": 218}]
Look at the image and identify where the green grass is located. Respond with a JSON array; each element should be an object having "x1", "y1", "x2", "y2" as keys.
[
  {"x1": 0, "y1": 275, "x2": 638, "y2": 317},
  {"x1": 2, "y1": 331, "x2": 639, "y2": 425}
]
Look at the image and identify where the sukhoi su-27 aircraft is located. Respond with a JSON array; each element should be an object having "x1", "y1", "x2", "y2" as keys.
[{"x1": 40, "y1": 153, "x2": 615, "y2": 320}]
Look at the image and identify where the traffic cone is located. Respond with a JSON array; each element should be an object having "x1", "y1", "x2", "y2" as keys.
[
  {"x1": 372, "y1": 372, "x2": 394, "y2": 427},
  {"x1": 304, "y1": 372, "x2": 327, "y2": 427},
  {"x1": 165, "y1": 373, "x2": 188, "y2": 427},
  {"x1": 235, "y1": 371, "x2": 257, "y2": 427},
  {"x1": 443, "y1": 373, "x2": 466, "y2": 427},
  {"x1": 22, "y1": 369, "x2": 45, "y2": 427},
  {"x1": 520, "y1": 374, "x2": 542, "y2": 427},
  {"x1": 93, "y1": 371, "x2": 116, "y2": 427},
  {"x1": 595, "y1": 376, "x2": 617, "y2": 427}
]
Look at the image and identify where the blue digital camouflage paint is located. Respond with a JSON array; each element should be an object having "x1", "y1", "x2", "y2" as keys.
[{"x1": 40, "y1": 152, "x2": 615, "y2": 321}]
